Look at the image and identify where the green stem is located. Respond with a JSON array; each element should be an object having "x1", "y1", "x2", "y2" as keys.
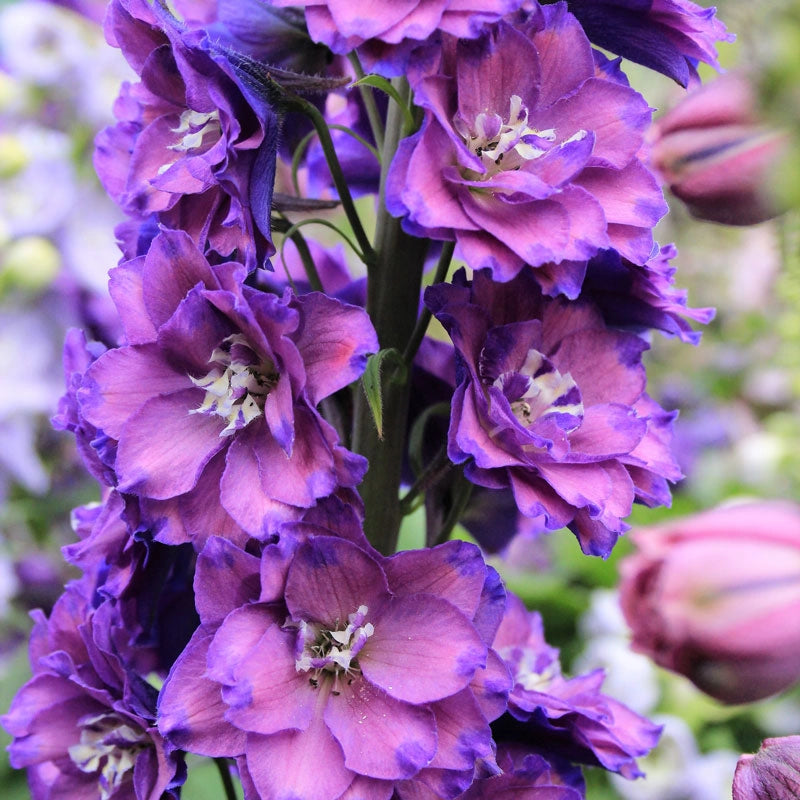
[
  {"x1": 429, "y1": 471, "x2": 473, "y2": 549},
  {"x1": 282, "y1": 92, "x2": 376, "y2": 266},
  {"x1": 284, "y1": 224, "x2": 323, "y2": 292},
  {"x1": 399, "y1": 444, "x2": 452, "y2": 516},
  {"x1": 352, "y1": 77, "x2": 429, "y2": 555},
  {"x1": 214, "y1": 758, "x2": 238, "y2": 800},
  {"x1": 347, "y1": 51, "x2": 385, "y2": 153},
  {"x1": 402, "y1": 240, "x2": 455, "y2": 364}
]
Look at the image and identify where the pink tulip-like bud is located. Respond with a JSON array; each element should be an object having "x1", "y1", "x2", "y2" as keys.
[
  {"x1": 733, "y1": 736, "x2": 800, "y2": 800},
  {"x1": 650, "y1": 73, "x2": 788, "y2": 225},
  {"x1": 619, "y1": 501, "x2": 800, "y2": 704}
]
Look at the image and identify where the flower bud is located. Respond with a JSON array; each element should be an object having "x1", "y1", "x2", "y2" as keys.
[
  {"x1": 650, "y1": 73, "x2": 788, "y2": 225},
  {"x1": 733, "y1": 736, "x2": 800, "y2": 800},
  {"x1": 619, "y1": 501, "x2": 800, "y2": 704}
]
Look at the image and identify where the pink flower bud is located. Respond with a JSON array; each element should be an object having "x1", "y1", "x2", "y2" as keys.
[
  {"x1": 619, "y1": 501, "x2": 800, "y2": 703},
  {"x1": 733, "y1": 736, "x2": 800, "y2": 800},
  {"x1": 650, "y1": 74, "x2": 788, "y2": 225}
]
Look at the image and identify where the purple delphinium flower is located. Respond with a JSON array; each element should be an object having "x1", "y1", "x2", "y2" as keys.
[
  {"x1": 76, "y1": 230, "x2": 376, "y2": 547},
  {"x1": 66, "y1": 491, "x2": 200, "y2": 668},
  {"x1": 273, "y1": 0, "x2": 524, "y2": 76},
  {"x1": 564, "y1": 0, "x2": 733, "y2": 87},
  {"x1": 581, "y1": 244, "x2": 714, "y2": 345},
  {"x1": 491, "y1": 593, "x2": 662, "y2": 779},
  {"x1": 204, "y1": 0, "x2": 333, "y2": 75},
  {"x1": 398, "y1": 751, "x2": 584, "y2": 800},
  {"x1": 425, "y1": 268, "x2": 681, "y2": 557},
  {"x1": 52, "y1": 328, "x2": 117, "y2": 488},
  {"x1": 94, "y1": 0, "x2": 279, "y2": 270},
  {"x1": 2, "y1": 582, "x2": 185, "y2": 800},
  {"x1": 158, "y1": 534, "x2": 511, "y2": 800},
  {"x1": 387, "y1": 3, "x2": 666, "y2": 292}
]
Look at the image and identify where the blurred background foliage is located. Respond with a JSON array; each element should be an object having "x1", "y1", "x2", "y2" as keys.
[{"x1": 1, "y1": 0, "x2": 799, "y2": 799}]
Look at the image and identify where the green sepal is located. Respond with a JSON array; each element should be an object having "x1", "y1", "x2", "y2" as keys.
[{"x1": 361, "y1": 348, "x2": 407, "y2": 439}]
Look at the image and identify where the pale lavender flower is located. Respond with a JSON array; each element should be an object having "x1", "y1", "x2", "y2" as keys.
[
  {"x1": 77, "y1": 230, "x2": 376, "y2": 546},
  {"x1": 158, "y1": 535, "x2": 510, "y2": 800}
]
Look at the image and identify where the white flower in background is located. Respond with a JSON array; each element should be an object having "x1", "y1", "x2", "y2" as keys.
[
  {"x1": 0, "y1": 541, "x2": 18, "y2": 620},
  {"x1": 0, "y1": 1, "x2": 88, "y2": 86},
  {"x1": 0, "y1": 1, "x2": 134, "y2": 126},
  {"x1": 575, "y1": 589, "x2": 660, "y2": 715},
  {"x1": 58, "y1": 186, "x2": 125, "y2": 297},
  {"x1": 610, "y1": 716, "x2": 738, "y2": 800},
  {"x1": 0, "y1": 309, "x2": 62, "y2": 498},
  {"x1": 0, "y1": 125, "x2": 76, "y2": 237}
]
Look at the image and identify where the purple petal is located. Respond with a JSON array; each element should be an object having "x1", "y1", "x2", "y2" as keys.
[
  {"x1": 427, "y1": 690, "x2": 493, "y2": 771},
  {"x1": 383, "y1": 540, "x2": 486, "y2": 619},
  {"x1": 291, "y1": 293, "x2": 378, "y2": 406},
  {"x1": 361, "y1": 594, "x2": 486, "y2": 704},
  {"x1": 456, "y1": 25, "x2": 540, "y2": 122},
  {"x1": 325, "y1": 679, "x2": 436, "y2": 780},
  {"x1": 222, "y1": 624, "x2": 318, "y2": 736},
  {"x1": 116, "y1": 389, "x2": 227, "y2": 499},
  {"x1": 246, "y1": 719, "x2": 354, "y2": 800},
  {"x1": 253, "y1": 407, "x2": 339, "y2": 507},
  {"x1": 194, "y1": 537, "x2": 261, "y2": 625},
  {"x1": 285, "y1": 537, "x2": 388, "y2": 628},
  {"x1": 220, "y1": 426, "x2": 299, "y2": 538},
  {"x1": 81, "y1": 345, "x2": 190, "y2": 439},
  {"x1": 206, "y1": 605, "x2": 280, "y2": 687},
  {"x1": 142, "y1": 231, "x2": 218, "y2": 329},
  {"x1": 158, "y1": 628, "x2": 247, "y2": 757}
]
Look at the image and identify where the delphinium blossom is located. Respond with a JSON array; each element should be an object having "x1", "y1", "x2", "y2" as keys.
[
  {"x1": 94, "y1": 0, "x2": 279, "y2": 269},
  {"x1": 2, "y1": 582, "x2": 185, "y2": 800},
  {"x1": 425, "y1": 268, "x2": 681, "y2": 557},
  {"x1": 76, "y1": 230, "x2": 377, "y2": 546},
  {"x1": 619, "y1": 501, "x2": 800, "y2": 703},
  {"x1": 491, "y1": 593, "x2": 662, "y2": 779},
  {"x1": 387, "y1": 2, "x2": 666, "y2": 292},
  {"x1": 650, "y1": 72, "x2": 788, "y2": 225},
  {"x1": 563, "y1": 0, "x2": 733, "y2": 87},
  {"x1": 271, "y1": 0, "x2": 525, "y2": 75},
  {"x1": 159, "y1": 534, "x2": 510, "y2": 800}
]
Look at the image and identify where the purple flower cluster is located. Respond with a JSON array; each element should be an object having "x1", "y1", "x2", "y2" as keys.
[{"x1": 3, "y1": 0, "x2": 733, "y2": 797}]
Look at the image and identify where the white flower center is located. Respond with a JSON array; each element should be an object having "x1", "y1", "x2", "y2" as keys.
[
  {"x1": 456, "y1": 95, "x2": 588, "y2": 181},
  {"x1": 490, "y1": 348, "x2": 583, "y2": 431},
  {"x1": 168, "y1": 109, "x2": 221, "y2": 153},
  {"x1": 68, "y1": 712, "x2": 147, "y2": 800},
  {"x1": 189, "y1": 334, "x2": 278, "y2": 436},
  {"x1": 294, "y1": 605, "x2": 375, "y2": 688},
  {"x1": 516, "y1": 658, "x2": 560, "y2": 693}
]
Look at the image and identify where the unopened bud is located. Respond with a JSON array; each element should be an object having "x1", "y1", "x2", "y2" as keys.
[
  {"x1": 733, "y1": 736, "x2": 800, "y2": 800},
  {"x1": 650, "y1": 74, "x2": 788, "y2": 225}
]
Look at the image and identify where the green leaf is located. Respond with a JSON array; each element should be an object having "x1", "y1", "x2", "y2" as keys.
[
  {"x1": 351, "y1": 74, "x2": 416, "y2": 132},
  {"x1": 361, "y1": 348, "x2": 406, "y2": 439}
]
